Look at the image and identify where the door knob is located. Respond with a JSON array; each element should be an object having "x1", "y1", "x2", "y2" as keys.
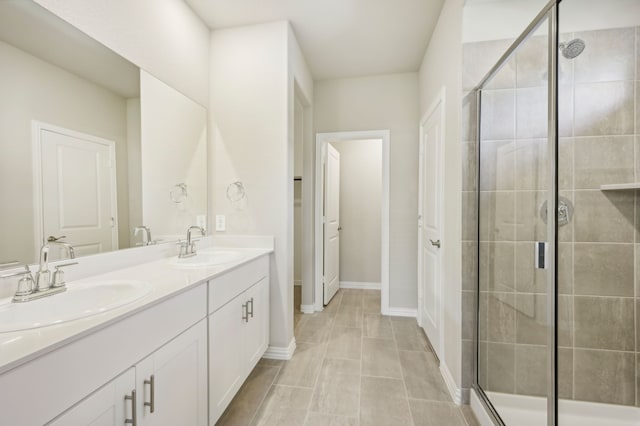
[{"x1": 430, "y1": 239, "x2": 441, "y2": 248}]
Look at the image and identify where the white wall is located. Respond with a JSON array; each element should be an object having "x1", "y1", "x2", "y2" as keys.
[
  {"x1": 464, "y1": 0, "x2": 640, "y2": 43},
  {"x1": 418, "y1": 0, "x2": 464, "y2": 398},
  {"x1": 210, "y1": 21, "x2": 313, "y2": 352},
  {"x1": 331, "y1": 139, "x2": 382, "y2": 284},
  {"x1": 314, "y1": 73, "x2": 419, "y2": 309},
  {"x1": 140, "y1": 71, "x2": 207, "y2": 240},
  {"x1": 0, "y1": 40, "x2": 130, "y2": 264},
  {"x1": 34, "y1": 0, "x2": 210, "y2": 107}
]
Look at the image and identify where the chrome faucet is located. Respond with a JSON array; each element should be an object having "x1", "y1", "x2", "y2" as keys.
[
  {"x1": 0, "y1": 240, "x2": 77, "y2": 303},
  {"x1": 35, "y1": 240, "x2": 76, "y2": 292},
  {"x1": 179, "y1": 226, "x2": 205, "y2": 258},
  {"x1": 134, "y1": 226, "x2": 153, "y2": 246}
]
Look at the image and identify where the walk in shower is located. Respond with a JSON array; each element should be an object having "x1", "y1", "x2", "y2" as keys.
[{"x1": 471, "y1": 0, "x2": 640, "y2": 424}]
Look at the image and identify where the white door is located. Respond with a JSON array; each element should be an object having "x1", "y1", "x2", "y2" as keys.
[
  {"x1": 418, "y1": 94, "x2": 444, "y2": 358},
  {"x1": 39, "y1": 125, "x2": 117, "y2": 258},
  {"x1": 136, "y1": 320, "x2": 207, "y2": 426},
  {"x1": 323, "y1": 143, "x2": 341, "y2": 305},
  {"x1": 48, "y1": 368, "x2": 135, "y2": 426}
]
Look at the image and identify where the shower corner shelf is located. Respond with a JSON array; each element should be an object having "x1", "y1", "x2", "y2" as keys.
[{"x1": 600, "y1": 183, "x2": 640, "y2": 191}]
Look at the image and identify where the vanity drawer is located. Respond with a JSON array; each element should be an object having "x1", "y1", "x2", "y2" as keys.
[{"x1": 208, "y1": 255, "x2": 269, "y2": 314}]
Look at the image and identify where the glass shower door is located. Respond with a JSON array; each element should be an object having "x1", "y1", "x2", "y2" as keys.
[
  {"x1": 476, "y1": 11, "x2": 554, "y2": 425},
  {"x1": 557, "y1": 0, "x2": 640, "y2": 424}
]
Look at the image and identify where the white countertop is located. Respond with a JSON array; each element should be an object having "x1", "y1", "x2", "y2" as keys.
[{"x1": 0, "y1": 246, "x2": 272, "y2": 375}]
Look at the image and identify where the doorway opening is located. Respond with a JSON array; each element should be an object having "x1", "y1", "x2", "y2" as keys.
[{"x1": 314, "y1": 130, "x2": 390, "y2": 314}]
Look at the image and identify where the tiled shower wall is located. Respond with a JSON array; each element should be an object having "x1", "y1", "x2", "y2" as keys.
[{"x1": 461, "y1": 26, "x2": 640, "y2": 406}]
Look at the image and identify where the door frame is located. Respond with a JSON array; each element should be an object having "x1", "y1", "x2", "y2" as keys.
[
  {"x1": 32, "y1": 120, "x2": 119, "y2": 254},
  {"x1": 417, "y1": 87, "x2": 446, "y2": 358},
  {"x1": 314, "y1": 130, "x2": 390, "y2": 314}
]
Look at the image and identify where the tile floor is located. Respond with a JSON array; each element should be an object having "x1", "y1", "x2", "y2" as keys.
[{"x1": 217, "y1": 288, "x2": 479, "y2": 426}]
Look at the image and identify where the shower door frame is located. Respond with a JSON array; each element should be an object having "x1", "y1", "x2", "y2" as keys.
[{"x1": 472, "y1": 1, "x2": 561, "y2": 425}]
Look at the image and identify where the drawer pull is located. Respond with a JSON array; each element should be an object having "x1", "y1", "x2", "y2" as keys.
[
  {"x1": 124, "y1": 389, "x2": 137, "y2": 425},
  {"x1": 248, "y1": 297, "x2": 254, "y2": 318},
  {"x1": 144, "y1": 375, "x2": 155, "y2": 413},
  {"x1": 242, "y1": 302, "x2": 249, "y2": 323}
]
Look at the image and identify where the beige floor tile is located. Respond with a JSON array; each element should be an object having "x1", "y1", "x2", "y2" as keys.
[
  {"x1": 362, "y1": 337, "x2": 402, "y2": 378},
  {"x1": 335, "y1": 305, "x2": 364, "y2": 328},
  {"x1": 326, "y1": 326, "x2": 363, "y2": 360},
  {"x1": 363, "y1": 295, "x2": 381, "y2": 314},
  {"x1": 305, "y1": 412, "x2": 359, "y2": 426},
  {"x1": 409, "y1": 399, "x2": 466, "y2": 426},
  {"x1": 399, "y1": 350, "x2": 451, "y2": 401},
  {"x1": 341, "y1": 292, "x2": 364, "y2": 308},
  {"x1": 252, "y1": 385, "x2": 312, "y2": 426},
  {"x1": 297, "y1": 316, "x2": 334, "y2": 343},
  {"x1": 363, "y1": 314, "x2": 393, "y2": 339},
  {"x1": 359, "y1": 376, "x2": 412, "y2": 426},
  {"x1": 309, "y1": 358, "x2": 361, "y2": 417},
  {"x1": 275, "y1": 342, "x2": 326, "y2": 387},
  {"x1": 392, "y1": 319, "x2": 431, "y2": 351},
  {"x1": 225, "y1": 289, "x2": 468, "y2": 426},
  {"x1": 257, "y1": 358, "x2": 285, "y2": 368},
  {"x1": 217, "y1": 366, "x2": 280, "y2": 426}
]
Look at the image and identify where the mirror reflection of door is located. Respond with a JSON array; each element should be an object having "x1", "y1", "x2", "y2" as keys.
[{"x1": 36, "y1": 123, "x2": 117, "y2": 259}]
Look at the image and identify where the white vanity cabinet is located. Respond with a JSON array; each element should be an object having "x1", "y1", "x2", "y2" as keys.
[
  {"x1": 50, "y1": 320, "x2": 207, "y2": 426},
  {"x1": 209, "y1": 256, "x2": 270, "y2": 424},
  {"x1": 135, "y1": 319, "x2": 208, "y2": 426},
  {"x1": 0, "y1": 283, "x2": 208, "y2": 426},
  {"x1": 49, "y1": 368, "x2": 136, "y2": 426}
]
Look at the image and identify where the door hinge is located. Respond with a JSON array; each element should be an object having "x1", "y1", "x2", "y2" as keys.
[{"x1": 110, "y1": 217, "x2": 115, "y2": 228}]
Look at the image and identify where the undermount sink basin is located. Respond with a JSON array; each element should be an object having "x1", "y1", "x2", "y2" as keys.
[
  {"x1": 0, "y1": 280, "x2": 151, "y2": 333},
  {"x1": 168, "y1": 249, "x2": 243, "y2": 268}
]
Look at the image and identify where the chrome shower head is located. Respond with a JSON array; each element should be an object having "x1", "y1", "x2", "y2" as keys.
[{"x1": 559, "y1": 38, "x2": 585, "y2": 59}]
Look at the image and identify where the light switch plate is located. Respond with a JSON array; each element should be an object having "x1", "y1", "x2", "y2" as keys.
[
  {"x1": 196, "y1": 215, "x2": 207, "y2": 230},
  {"x1": 215, "y1": 215, "x2": 226, "y2": 232}
]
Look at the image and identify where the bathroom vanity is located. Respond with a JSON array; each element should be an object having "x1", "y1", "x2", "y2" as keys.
[{"x1": 0, "y1": 242, "x2": 272, "y2": 425}]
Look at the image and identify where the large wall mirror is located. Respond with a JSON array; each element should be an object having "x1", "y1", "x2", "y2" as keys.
[{"x1": 0, "y1": 1, "x2": 207, "y2": 265}]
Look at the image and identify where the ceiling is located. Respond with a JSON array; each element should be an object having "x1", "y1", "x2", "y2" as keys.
[{"x1": 185, "y1": 0, "x2": 445, "y2": 80}]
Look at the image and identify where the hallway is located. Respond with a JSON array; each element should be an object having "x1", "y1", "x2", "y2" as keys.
[{"x1": 217, "y1": 289, "x2": 479, "y2": 425}]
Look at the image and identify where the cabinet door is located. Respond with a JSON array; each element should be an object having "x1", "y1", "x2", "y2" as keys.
[
  {"x1": 48, "y1": 368, "x2": 135, "y2": 426},
  {"x1": 209, "y1": 296, "x2": 246, "y2": 424},
  {"x1": 137, "y1": 319, "x2": 208, "y2": 426},
  {"x1": 244, "y1": 277, "x2": 270, "y2": 370}
]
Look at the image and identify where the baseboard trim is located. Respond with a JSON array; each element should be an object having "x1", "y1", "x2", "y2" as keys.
[
  {"x1": 300, "y1": 304, "x2": 315, "y2": 314},
  {"x1": 262, "y1": 338, "x2": 296, "y2": 360},
  {"x1": 339, "y1": 281, "x2": 381, "y2": 290},
  {"x1": 386, "y1": 308, "x2": 417, "y2": 318},
  {"x1": 440, "y1": 362, "x2": 462, "y2": 405}
]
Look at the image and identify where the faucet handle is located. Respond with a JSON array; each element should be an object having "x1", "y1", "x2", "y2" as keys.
[
  {"x1": 52, "y1": 262, "x2": 78, "y2": 288},
  {"x1": 0, "y1": 266, "x2": 35, "y2": 300}
]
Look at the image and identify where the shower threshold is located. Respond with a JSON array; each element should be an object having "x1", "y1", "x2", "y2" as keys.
[{"x1": 480, "y1": 391, "x2": 639, "y2": 426}]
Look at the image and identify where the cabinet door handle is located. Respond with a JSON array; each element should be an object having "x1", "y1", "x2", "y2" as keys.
[
  {"x1": 144, "y1": 374, "x2": 155, "y2": 413},
  {"x1": 242, "y1": 302, "x2": 249, "y2": 323},
  {"x1": 124, "y1": 389, "x2": 137, "y2": 425},
  {"x1": 248, "y1": 297, "x2": 254, "y2": 318}
]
